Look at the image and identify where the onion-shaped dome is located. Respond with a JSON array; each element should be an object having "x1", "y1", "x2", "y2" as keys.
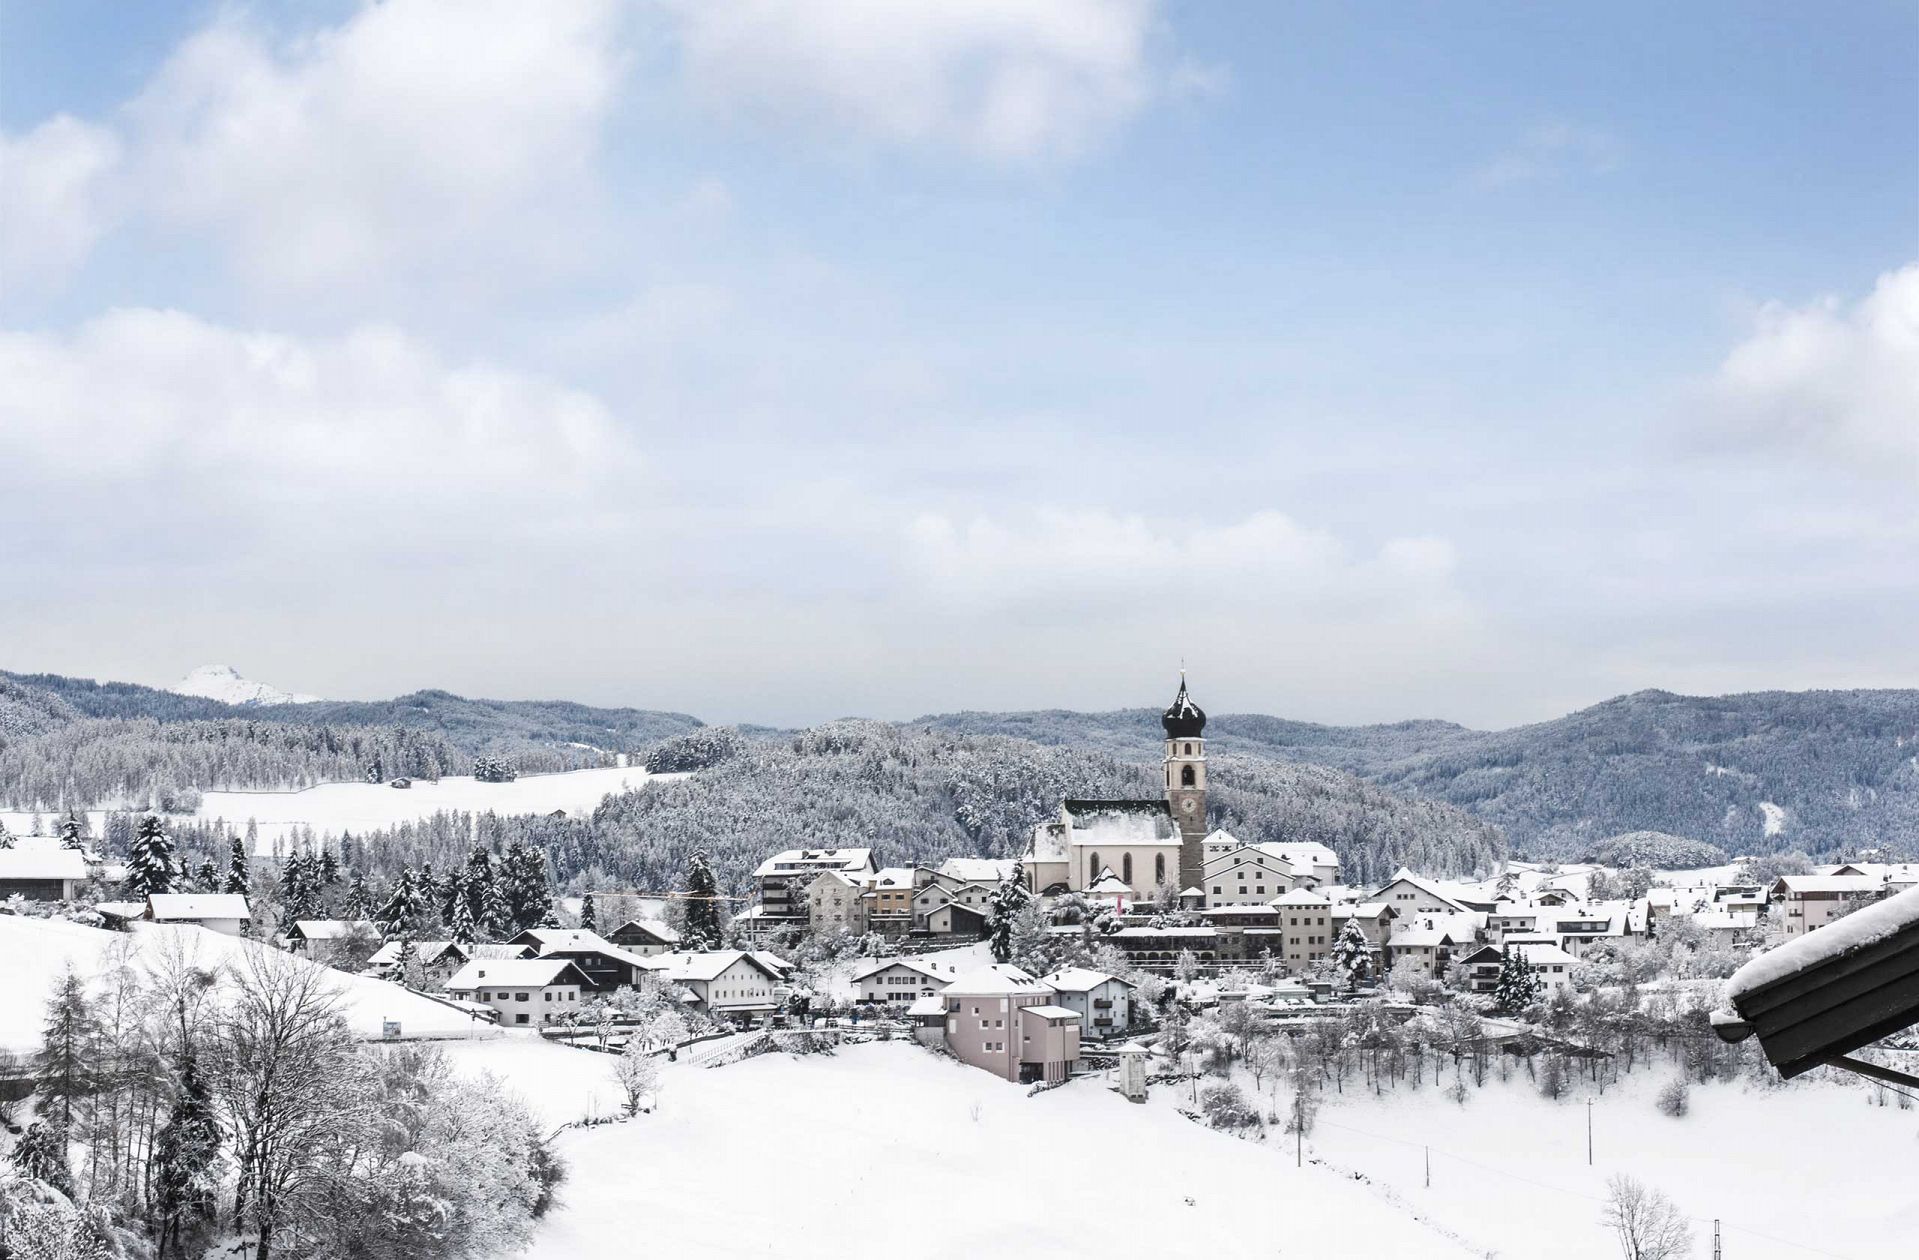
[{"x1": 1161, "y1": 676, "x2": 1206, "y2": 739}]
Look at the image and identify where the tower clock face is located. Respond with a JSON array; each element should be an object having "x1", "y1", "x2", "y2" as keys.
[{"x1": 1180, "y1": 797, "x2": 1197, "y2": 814}]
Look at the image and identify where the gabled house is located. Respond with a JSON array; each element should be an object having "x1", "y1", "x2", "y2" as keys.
[
  {"x1": 937, "y1": 964, "x2": 1081, "y2": 1084},
  {"x1": 650, "y1": 950, "x2": 783, "y2": 1020},
  {"x1": 1373, "y1": 869, "x2": 1473, "y2": 917},
  {"x1": 1038, "y1": 968, "x2": 1138, "y2": 1038},
  {"x1": 1201, "y1": 846, "x2": 1296, "y2": 906},
  {"x1": 923, "y1": 901, "x2": 989, "y2": 938},
  {"x1": 1770, "y1": 875, "x2": 1885, "y2": 939},
  {"x1": 605, "y1": 919, "x2": 680, "y2": 955},
  {"x1": 509, "y1": 927, "x2": 663, "y2": 992},
  {"x1": 443, "y1": 958, "x2": 588, "y2": 1026},
  {"x1": 145, "y1": 894, "x2": 251, "y2": 936},
  {"x1": 1455, "y1": 944, "x2": 1505, "y2": 994},
  {"x1": 805, "y1": 869, "x2": 870, "y2": 936},
  {"x1": 852, "y1": 956, "x2": 957, "y2": 1003},
  {"x1": 0, "y1": 849, "x2": 89, "y2": 901},
  {"x1": 282, "y1": 919, "x2": 380, "y2": 962},
  {"x1": 1383, "y1": 918, "x2": 1466, "y2": 979}
]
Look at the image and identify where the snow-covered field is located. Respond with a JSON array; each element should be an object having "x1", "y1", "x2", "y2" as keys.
[
  {"x1": 438, "y1": 1036, "x2": 625, "y2": 1128},
  {"x1": 524, "y1": 1041, "x2": 1481, "y2": 1260},
  {"x1": 501, "y1": 1038, "x2": 1919, "y2": 1260},
  {"x1": 1296, "y1": 1066, "x2": 1918, "y2": 1259},
  {"x1": 0, "y1": 915, "x2": 496, "y2": 1053},
  {"x1": 1, "y1": 764, "x2": 680, "y2": 851}
]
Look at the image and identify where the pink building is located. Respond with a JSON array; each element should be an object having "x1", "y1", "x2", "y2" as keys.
[{"x1": 938, "y1": 964, "x2": 1082, "y2": 1084}]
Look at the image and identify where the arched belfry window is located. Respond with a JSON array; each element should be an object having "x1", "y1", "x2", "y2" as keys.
[
  {"x1": 1122, "y1": 854, "x2": 1134, "y2": 886},
  {"x1": 1155, "y1": 854, "x2": 1166, "y2": 885},
  {"x1": 1181, "y1": 765, "x2": 1196, "y2": 787},
  {"x1": 1088, "y1": 853, "x2": 1100, "y2": 885}
]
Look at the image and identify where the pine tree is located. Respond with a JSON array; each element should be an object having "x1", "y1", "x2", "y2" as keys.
[
  {"x1": 0, "y1": 819, "x2": 13, "y2": 849},
  {"x1": 279, "y1": 852, "x2": 320, "y2": 924},
  {"x1": 57, "y1": 810, "x2": 84, "y2": 851},
  {"x1": 126, "y1": 814, "x2": 177, "y2": 897},
  {"x1": 450, "y1": 883, "x2": 478, "y2": 946},
  {"x1": 439, "y1": 867, "x2": 464, "y2": 930},
  {"x1": 224, "y1": 834, "x2": 250, "y2": 895},
  {"x1": 35, "y1": 968, "x2": 100, "y2": 1128},
  {"x1": 10, "y1": 1120, "x2": 74, "y2": 1198},
  {"x1": 503, "y1": 843, "x2": 553, "y2": 934},
  {"x1": 1332, "y1": 918, "x2": 1372, "y2": 987},
  {"x1": 342, "y1": 871, "x2": 372, "y2": 922},
  {"x1": 195, "y1": 858, "x2": 218, "y2": 892},
  {"x1": 683, "y1": 852, "x2": 723, "y2": 950},
  {"x1": 1494, "y1": 949, "x2": 1544, "y2": 1015},
  {"x1": 377, "y1": 867, "x2": 421, "y2": 940},
  {"x1": 464, "y1": 845, "x2": 501, "y2": 939},
  {"x1": 154, "y1": 1051, "x2": 221, "y2": 1255},
  {"x1": 580, "y1": 891, "x2": 597, "y2": 932},
  {"x1": 318, "y1": 848, "x2": 340, "y2": 888},
  {"x1": 986, "y1": 872, "x2": 1032, "y2": 965}
]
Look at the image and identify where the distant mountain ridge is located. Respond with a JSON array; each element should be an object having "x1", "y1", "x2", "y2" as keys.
[
  {"x1": 6, "y1": 665, "x2": 1917, "y2": 862},
  {"x1": 913, "y1": 688, "x2": 1919, "y2": 860},
  {"x1": 171, "y1": 664, "x2": 322, "y2": 706}
]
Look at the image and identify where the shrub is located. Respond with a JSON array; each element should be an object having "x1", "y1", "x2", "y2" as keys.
[
  {"x1": 1200, "y1": 1081, "x2": 1259, "y2": 1129},
  {"x1": 1657, "y1": 1077, "x2": 1689, "y2": 1118}
]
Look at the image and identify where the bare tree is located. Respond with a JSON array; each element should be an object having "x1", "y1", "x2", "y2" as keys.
[
  {"x1": 613, "y1": 1038, "x2": 660, "y2": 1115},
  {"x1": 1602, "y1": 1174, "x2": 1693, "y2": 1260},
  {"x1": 211, "y1": 947, "x2": 371, "y2": 1260}
]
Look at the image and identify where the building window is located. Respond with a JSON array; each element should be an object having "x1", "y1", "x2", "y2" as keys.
[
  {"x1": 1089, "y1": 853, "x2": 1101, "y2": 885},
  {"x1": 1156, "y1": 854, "x2": 1166, "y2": 884},
  {"x1": 1123, "y1": 854, "x2": 1134, "y2": 886},
  {"x1": 1181, "y1": 764, "x2": 1196, "y2": 787}
]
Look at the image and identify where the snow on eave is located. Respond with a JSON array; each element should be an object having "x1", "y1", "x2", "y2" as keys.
[{"x1": 1726, "y1": 884, "x2": 1919, "y2": 1003}]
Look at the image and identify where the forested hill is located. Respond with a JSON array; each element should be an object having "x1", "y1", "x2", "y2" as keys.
[
  {"x1": 2, "y1": 671, "x2": 701, "y2": 751},
  {"x1": 577, "y1": 722, "x2": 1504, "y2": 892},
  {"x1": 0, "y1": 670, "x2": 702, "y2": 809},
  {"x1": 914, "y1": 688, "x2": 1919, "y2": 861}
]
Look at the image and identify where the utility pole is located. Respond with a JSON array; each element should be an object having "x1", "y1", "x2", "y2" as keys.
[
  {"x1": 1424, "y1": 1145, "x2": 1430, "y2": 1189},
  {"x1": 1296, "y1": 1121, "x2": 1302, "y2": 1168},
  {"x1": 1713, "y1": 1219, "x2": 1722, "y2": 1260},
  {"x1": 1586, "y1": 1099, "x2": 1593, "y2": 1165}
]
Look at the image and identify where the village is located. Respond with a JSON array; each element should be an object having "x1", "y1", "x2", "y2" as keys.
[{"x1": 5, "y1": 681, "x2": 1914, "y2": 1099}]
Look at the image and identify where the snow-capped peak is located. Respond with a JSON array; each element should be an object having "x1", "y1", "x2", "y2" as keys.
[{"x1": 170, "y1": 664, "x2": 322, "y2": 707}]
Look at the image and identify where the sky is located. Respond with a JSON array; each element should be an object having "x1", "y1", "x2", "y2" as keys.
[{"x1": 1, "y1": 1, "x2": 1915, "y2": 730}]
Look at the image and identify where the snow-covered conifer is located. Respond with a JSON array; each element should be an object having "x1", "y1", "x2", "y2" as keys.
[{"x1": 125, "y1": 814, "x2": 177, "y2": 897}]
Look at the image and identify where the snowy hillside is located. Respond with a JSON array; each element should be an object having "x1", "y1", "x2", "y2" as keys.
[
  {"x1": 1, "y1": 763, "x2": 681, "y2": 852},
  {"x1": 169, "y1": 663, "x2": 321, "y2": 706},
  {"x1": 525, "y1": 1042, "x2": 1480, "y2": 1259},
  {"x1": 0, "y1": 915, "x2": 493, "y2": 1053}
]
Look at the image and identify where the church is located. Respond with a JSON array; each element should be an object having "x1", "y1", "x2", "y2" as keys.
[{"x1": 1022, "y1": 676, "x2": 1216, "y2": 903}]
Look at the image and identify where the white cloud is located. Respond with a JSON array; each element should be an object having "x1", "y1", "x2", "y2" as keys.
[
  {"x1": 0, "y1": 309, "x2": 632, "y2": 527},
  {"x1": 1708, "y1": 263, "x2": 1919, "y2": 482},
  {"x1": 0, "y1": 115, "x2": 122, "y2": 287},
  {"x1": 127, "y1": 0, "x2": 623, "y2": 291},
  {"x1": 1475, "y1": 120, "x2": 1622, "y2": 188},
  {"x1": 654, "y1": 0, "x2": 1171, "y2": 161},
  {"x1": 906, "y1": 508, "x2": 1459, "y2": 612}
]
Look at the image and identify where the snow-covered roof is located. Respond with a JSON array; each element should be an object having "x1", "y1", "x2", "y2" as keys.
[
  {"x1": 288, "y1": 919, "x2": 377, "y2": 940},
  {"x1": 1040, "y1": 967, "x2": 1132, "y2": 993},
  {"x1": 1773, "y1": 875, "x2": 1884, "y2": 894},
  {"x1": 870, "y1": 867, "x2": 917, "y2": 889},
  {"x1": 608, "y1": 919, "x2": 680, "y2": 944},
  {"x1": 906, "y1": 993, "x2": 947, "y2": 1017},
  {"x1": 1727, "y1": 884, "x2": 1919, "y2": 1002},
  {"x1": 751, "y1": 848, "x2": 875, "y2": 878},
  {"x1": 0, "y1": 850, "x2": 88, "y2": 880},
  {"x1": 1333, "y1": 901, "x2": 1391, "y2": 919},
  {"x1": 938, "y1": 857, "x2": 1019, "y2": 884},
  {"x1": 93, "y1": 900, "x2": 147, "y2": 920},
  {"x1": 1027, "y1": 820, "x2": 1069, "y2": 864},
  {"x1": 1505, "y1": 941, "x2": 1580, "y2": 969},
  {"x1": 1063, "y1": 800, "x2": 1176, "y2": 845},
  {"x1": 445, "y1": 958, "x2": 587, "y2": 990},
  {"x1": 1112, "y1": 925, "x2": 1218, "y2": 939},
  {"x1": 147, "y1": 894, "x2": 250, "y2": 921},
  {"x1": 1255, "y1": 841, "x2": 1340, "y2": 869},
  {"x1": 370, "y1": 939, "x2": 466, "y2": 966},
  {"x1": 1387, "y1": 922, "x2": 1463, "y2": 948},
  {"x1": 1085, "y1": 870, "x2": 1133, "y2": 895},
  {"x1": 749, "y1": 950, "x2": 793, "y2": 975},
  {"x1": 851, "y1": 956, "x2": 950, "y2": 982},
  {"x1": 940, "y1": 963, "x2": 1048, "y2": 997},
  {"x1": 1375, "y1": 870, "x2": 1470, "y2": 912},
  {"x1": 1019, "y1": 1004, "x2": 1081, "y2": 1022},
  {"x1": 1270, "y1": 888, "x2": 1331, "y2": 907},
  {"x1": 653, "y1": 949, "x2": 779, "y2": 984}
]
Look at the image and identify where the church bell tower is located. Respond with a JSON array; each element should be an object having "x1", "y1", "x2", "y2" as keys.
[{"x1": 1162, "y1": 674, "x2": 1208, "y2": 894}]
